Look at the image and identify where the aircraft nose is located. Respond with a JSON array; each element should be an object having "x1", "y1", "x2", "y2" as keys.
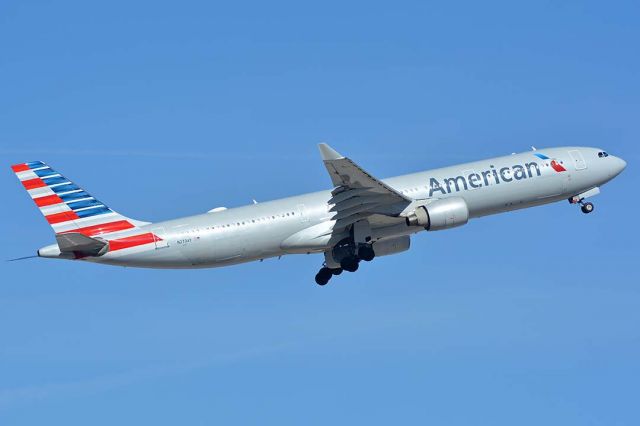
[{"x1": 612, "y1": 156, "x2": 627, "y2": 176}]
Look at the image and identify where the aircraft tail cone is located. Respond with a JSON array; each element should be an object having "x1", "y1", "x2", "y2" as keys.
[{"x1": 7, "y1": 254, "x2": 39, "y2": 262}]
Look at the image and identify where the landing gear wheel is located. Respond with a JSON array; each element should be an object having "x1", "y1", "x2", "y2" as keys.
[
  {"x1": 331, "y1": 268, "x2": 343, "y2": 276},
  {"x1": 315, "y1": 267, "x2": 332, "y2": 285},
  {"x1": 340, "y1": 257, "x2": 360, "y2": 272},
  {"x1": 581, "y1": 202, "x2": 594, "y2": 214},
  {"x1": 358, "y1": 245, "x2": 375, "y2": 262}
]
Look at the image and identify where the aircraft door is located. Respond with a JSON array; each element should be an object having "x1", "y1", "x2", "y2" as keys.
[
  {"x1": 297, "y1": 204, "x2": 310, "y2": 223},
  {"x1": 568, "y1": 150, "x2": 587, "y2": 170}
]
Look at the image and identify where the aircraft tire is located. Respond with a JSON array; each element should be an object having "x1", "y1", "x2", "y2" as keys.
[
  {"x1": 358, "y1": 245, "x2": 375, "y2": 262},
  {"x1": 341, "y1": 257, "x2": 359, "y2": 272},
  {"x1": 581, "y1": 202, "x2": 594, "y2": 214},
  {"x1": 315, "y1": 268, "x2": 332, "y2": 285}
]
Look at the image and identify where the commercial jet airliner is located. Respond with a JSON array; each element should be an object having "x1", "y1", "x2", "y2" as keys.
[{"x1": 11, "y1": 144, "x2": 626, "y2": 285}]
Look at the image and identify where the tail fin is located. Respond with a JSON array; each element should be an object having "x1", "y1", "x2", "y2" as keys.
[{"x1": 11, "y1": 161, "x2": 148, "y2": 237}]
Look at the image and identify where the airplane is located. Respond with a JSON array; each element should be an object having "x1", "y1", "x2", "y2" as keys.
[{"x1": 10, "y1": 144, "x2": 626, "y2": 285}]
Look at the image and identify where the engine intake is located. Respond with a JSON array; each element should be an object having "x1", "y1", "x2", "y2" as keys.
[{"x1": 405, "y1": 197, "x2": 469, "y2": 231}]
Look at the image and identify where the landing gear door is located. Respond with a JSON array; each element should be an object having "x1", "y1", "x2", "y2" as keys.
[
  {"x1": 569, "y1": 150, "x2": 587, "y2": 170},
  {"x1": 152, "y1": 227, "x2": 169, "y2": 249}
]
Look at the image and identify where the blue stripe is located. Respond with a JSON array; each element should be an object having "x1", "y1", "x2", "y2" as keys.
[
  {"x1": 75, "y1": 206, "x2": 112, "y2": 218},
  {"x1": 51, "y1": 183, "x2": 80, "y2": 193},
  {"x1": 33, "y1": 168, "x2": 57, "y2": 178},
  {"x1": 67, "y1": 199, "x2": 103, "y2": 210},
  {"x1": 59, "y1": 191, "x2": 90, "y2": 201},
  {"x1": 534, "y1": 153, "x2": 550, "y2": 160},
  {"x1": 43, "y1": 176, "x2": 68, "y2": 186},
  {"x1": 27, "y1": 161, "x2": 45, "y2": 168}
]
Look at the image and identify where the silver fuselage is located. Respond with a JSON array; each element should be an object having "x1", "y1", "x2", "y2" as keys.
[{"x1": 51, "y1": 146, "x2": 625, "y2": 268}]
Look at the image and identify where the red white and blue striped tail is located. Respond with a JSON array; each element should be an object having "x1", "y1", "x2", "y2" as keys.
[{"x1": 11, "y1": 161, "x2": 148, "y2": 238}]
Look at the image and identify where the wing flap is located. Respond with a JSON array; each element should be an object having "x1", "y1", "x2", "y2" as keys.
[
  {"x1": 328, "y1": 187, "x2": 372, "y2": 204},
  {"x1": 328, "y1": 194, "x2": 390, "y2": 213},
  {"x1": 318, "y1": 143, "x2": 412, "y2": 229}
]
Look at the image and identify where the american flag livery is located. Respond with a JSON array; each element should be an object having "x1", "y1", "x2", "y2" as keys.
[{"x1": 11, "y1": 161, "x2": 160, "y2": 254}]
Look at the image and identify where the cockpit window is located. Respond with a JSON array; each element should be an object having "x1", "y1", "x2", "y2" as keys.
[{"x1": 598, "y1": 151, "x2": 609, "y2": 158}]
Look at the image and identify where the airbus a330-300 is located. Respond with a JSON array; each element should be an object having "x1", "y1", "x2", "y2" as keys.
[{"x1": 10, "y1": 144, "x2": 626, "y2": 285}]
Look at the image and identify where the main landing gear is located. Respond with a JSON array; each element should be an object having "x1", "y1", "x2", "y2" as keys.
[
  {"x1": 314, "y1": 267, "x2": 342, "y2": 286},
  {"x1": 314, "y1": 242, "x2": 376, "y2": 286}
]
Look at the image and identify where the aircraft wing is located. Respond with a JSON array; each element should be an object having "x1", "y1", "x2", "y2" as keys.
[{"x1": 318, "y1": 143, "x2": 411, "y2": 230}]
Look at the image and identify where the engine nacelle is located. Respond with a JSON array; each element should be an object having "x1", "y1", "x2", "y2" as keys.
[
  {"x1": 372, "y1": 236, "x2": 410, "y2": 257},
  {"x1": 405, "y1": 197, "x2": 469, "y2": 231}
]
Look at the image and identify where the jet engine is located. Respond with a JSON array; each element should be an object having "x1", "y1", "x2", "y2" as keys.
[{"x1": 404, "y1": 197, "x2": 469, "y2": 231}]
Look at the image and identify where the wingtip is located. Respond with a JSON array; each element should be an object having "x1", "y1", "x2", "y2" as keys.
[{"x1": 318, "y1": 143, "x2": 344, "y2": 161}]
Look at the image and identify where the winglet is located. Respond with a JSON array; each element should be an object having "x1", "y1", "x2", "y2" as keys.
[{"x1": 318, "y1": 143, "x2": 344, "y2": 161}]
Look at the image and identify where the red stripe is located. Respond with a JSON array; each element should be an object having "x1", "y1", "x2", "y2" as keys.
[
  {"x1": 22, "y1": 178, "x2": 46, "y2": 190},
  {"x1": 11, "y1": 163, "x2": 29, "y2": 172},
  {"x1": 109, "y1": 233, "x2": 157, "y2": 251},
  {"x1": 34, "y1": 194, "x2": 63, "y2": 207},
  {"x1": 59, "y1": 220, "x2": 135, "y2": 237},
  {"x1": 45, "y1": 211, "x2": 79, "y2": 224}
]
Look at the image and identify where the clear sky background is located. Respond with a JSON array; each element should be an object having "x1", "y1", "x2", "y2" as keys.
[{"x1": 1, "y1": 1, "x2": 639, "y2": 424}]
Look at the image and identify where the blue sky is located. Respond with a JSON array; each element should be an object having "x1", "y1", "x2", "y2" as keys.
[{"x1": 1, "y1": 0, "x2": 639, "y2": 424}]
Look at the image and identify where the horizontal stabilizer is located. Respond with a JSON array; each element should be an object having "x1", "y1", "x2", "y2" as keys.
[{"x1": 56, "y1": 232, "x2": 109, "y2": 257}]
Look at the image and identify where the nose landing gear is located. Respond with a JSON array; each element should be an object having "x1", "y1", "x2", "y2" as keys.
[
  {"x1": 569, "y1": 195, "x2": 595, "y2": 214},
  {"x1": 581, "y1": 202, "x2": 594, "y2": 214}
]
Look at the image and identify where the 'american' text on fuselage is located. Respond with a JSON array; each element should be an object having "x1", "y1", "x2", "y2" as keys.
[{"x1": 429, "y1": 161, "x2": 542, "y2": 197}]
